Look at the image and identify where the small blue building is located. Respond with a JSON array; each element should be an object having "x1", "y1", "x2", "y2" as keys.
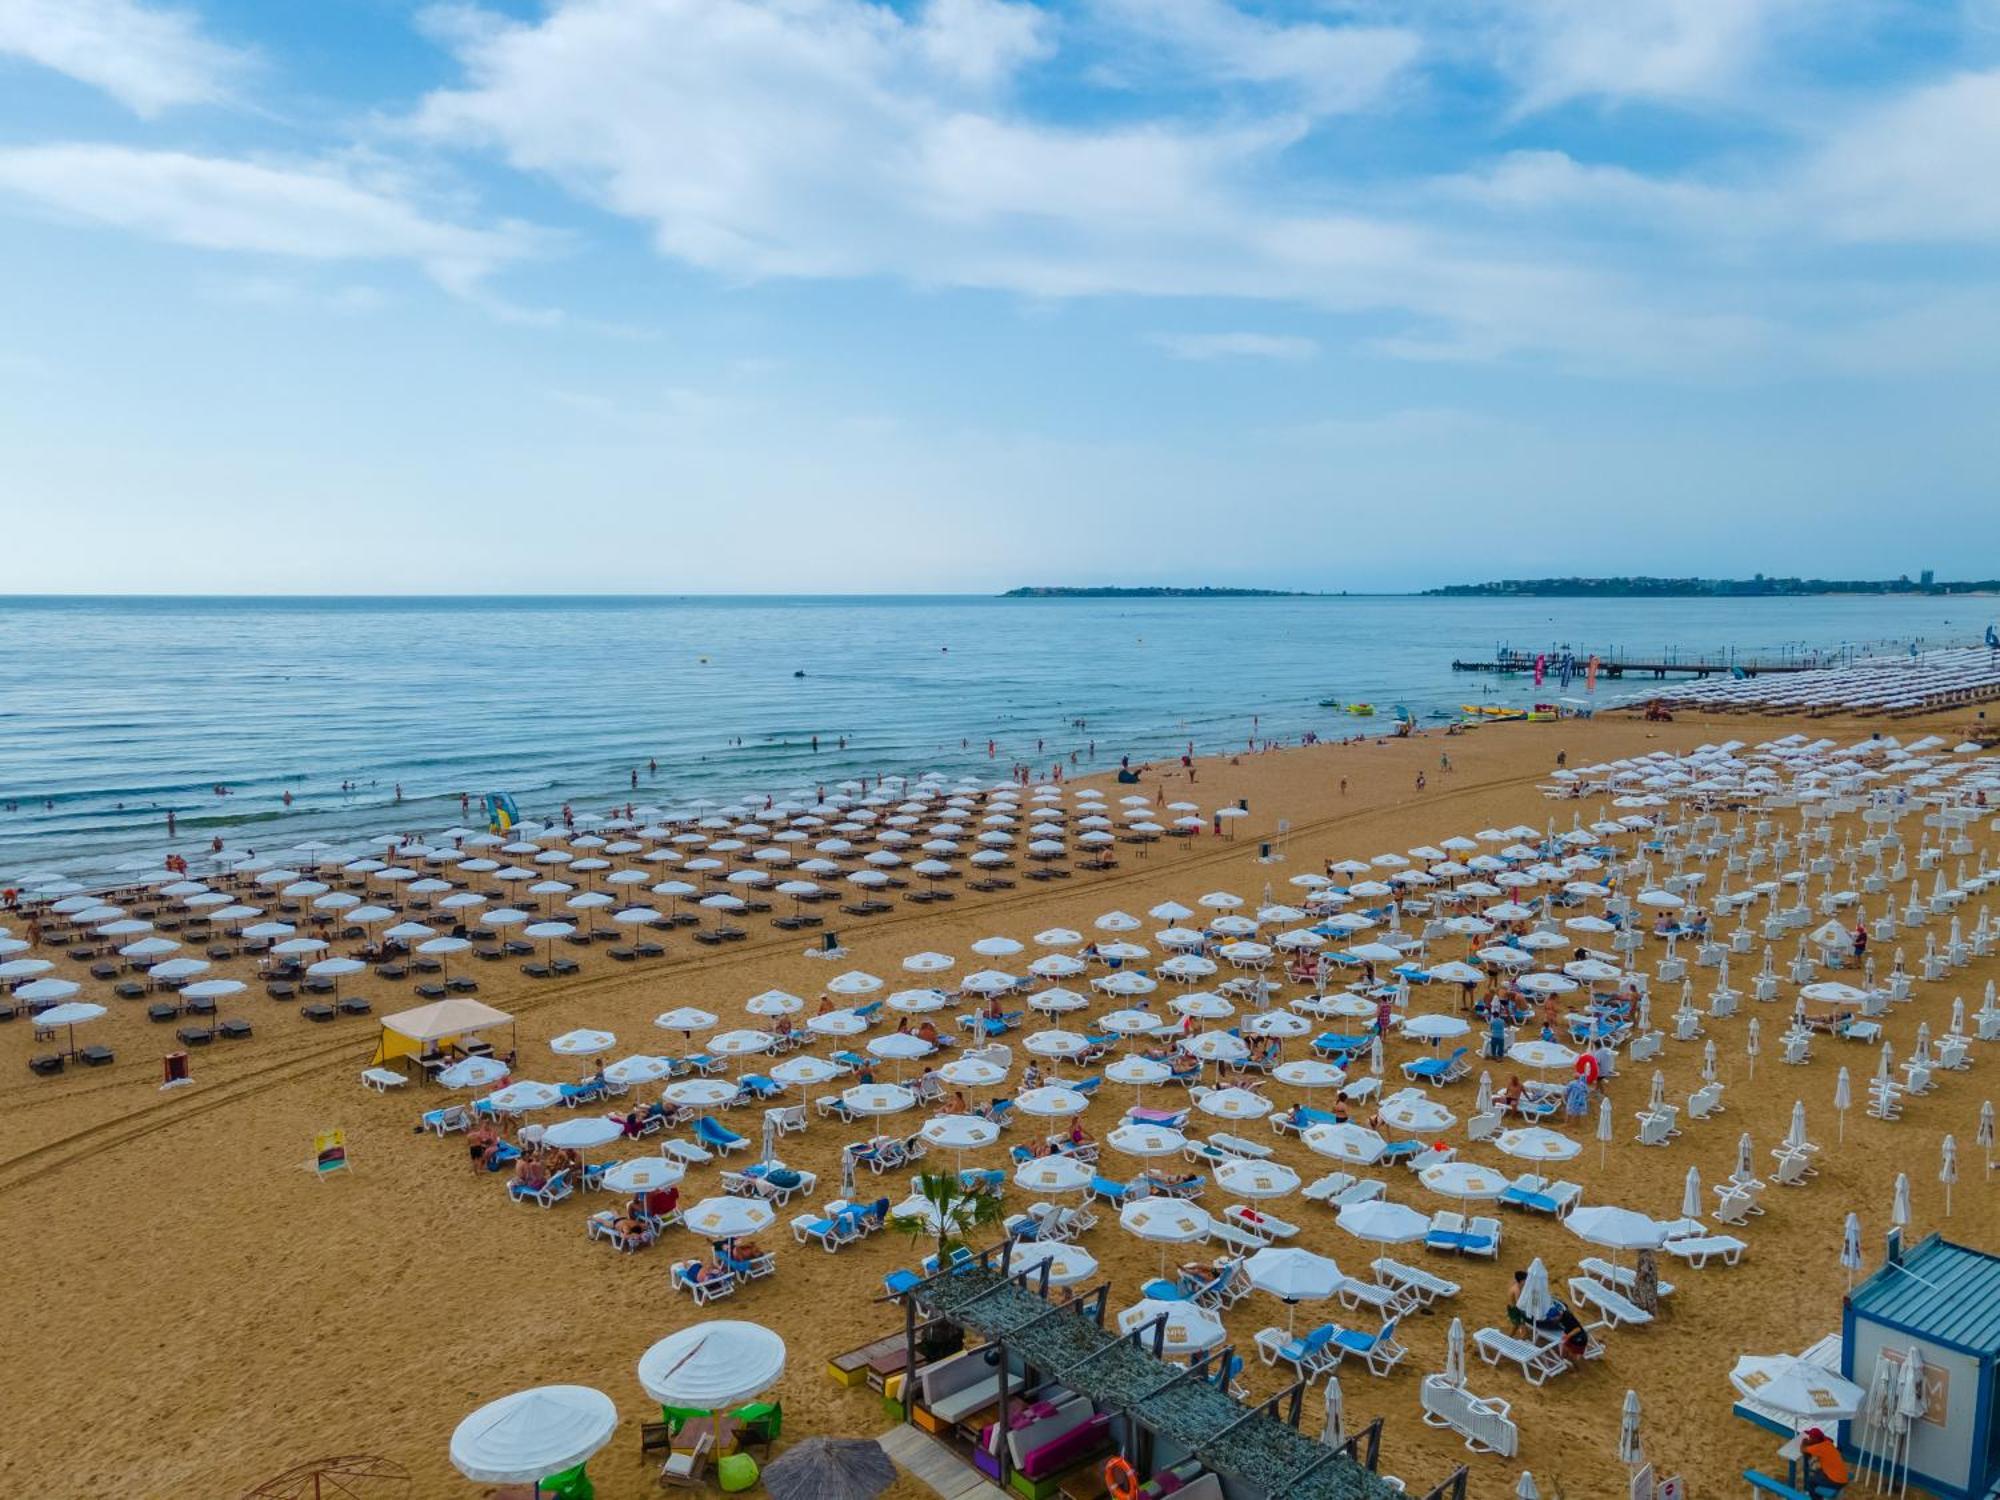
[{"x1": 1843, "y1": 1232, "x2": 2000, "y2": 1499}]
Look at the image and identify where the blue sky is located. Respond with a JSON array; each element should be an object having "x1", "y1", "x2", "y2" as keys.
[{"x1": 3, "y1": 0, "x2": 1999, "y2": 593}]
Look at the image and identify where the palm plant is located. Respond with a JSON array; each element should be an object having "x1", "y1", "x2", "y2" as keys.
[{"x1": 891, "y1": 1170, "x2": 1006, "y2": 1270}]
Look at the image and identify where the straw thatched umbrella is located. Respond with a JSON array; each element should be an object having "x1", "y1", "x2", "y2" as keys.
[{"x1": 764, "y1": 1437, "x2": 896, "y2": 1500}]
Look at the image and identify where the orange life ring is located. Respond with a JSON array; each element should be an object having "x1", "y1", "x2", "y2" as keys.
[{"x1": 1104, "y1": 1457, "x2": 1140, "y2": 1500}]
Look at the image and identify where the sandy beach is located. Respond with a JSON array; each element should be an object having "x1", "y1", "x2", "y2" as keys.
[{"x1": 4, "y1": 709, "x2": 1995, "y2": 1500}]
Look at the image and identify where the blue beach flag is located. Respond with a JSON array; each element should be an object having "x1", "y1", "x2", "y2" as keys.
[{"x1": 483, "y1": 792, "x2": 520, "y2": 834}]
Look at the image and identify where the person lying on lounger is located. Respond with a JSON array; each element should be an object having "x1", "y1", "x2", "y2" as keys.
[{"x1": 513, "y1": 1157, "x2": 549, "y2": 1192}]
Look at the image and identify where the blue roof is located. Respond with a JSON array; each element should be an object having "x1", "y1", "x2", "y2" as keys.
[{"x1": 1851, "y1": 1235, "x2": 2000, "y2": 1353}]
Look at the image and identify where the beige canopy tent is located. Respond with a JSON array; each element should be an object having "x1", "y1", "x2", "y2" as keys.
[{"x1": 372, "y1": 998, "x2": 515, "y2": 1066}]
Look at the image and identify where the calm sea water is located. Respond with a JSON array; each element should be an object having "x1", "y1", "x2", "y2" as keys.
[{"x1": 1, "y1": 593, "x2": 1987, "y2": 878}]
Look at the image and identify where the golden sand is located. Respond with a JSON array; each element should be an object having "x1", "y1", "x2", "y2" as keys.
[{"x1": 3, "y1": 712, "x2": 1993, "y2": 1499}]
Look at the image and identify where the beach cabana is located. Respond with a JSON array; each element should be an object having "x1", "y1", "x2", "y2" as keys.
[
  {"x1": 372, "y1": 998, "x2": 516, "y2": 1069},
  {"x1": 1839, "y1": 1232, "x2": 2000, "y2": 1498}
]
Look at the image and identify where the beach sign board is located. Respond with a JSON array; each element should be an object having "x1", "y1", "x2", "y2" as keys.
[{"x1": 311, "y1": 1128, "x2": 349, "y2": 1178}]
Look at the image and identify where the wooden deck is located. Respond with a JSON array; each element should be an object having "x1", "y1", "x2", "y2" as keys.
[{"x1": 878, "y1": 1422, "x2": 1010, "y2": 1500}]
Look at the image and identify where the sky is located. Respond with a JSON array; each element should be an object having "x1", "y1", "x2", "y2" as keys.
[{"x1": 3, "y1": 0, "x2": 1999, "y2": 594}]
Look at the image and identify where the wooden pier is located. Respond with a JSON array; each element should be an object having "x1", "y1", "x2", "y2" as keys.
[{"x1": 1451, "y1": 646, "x2": 1828, "y2": 680}]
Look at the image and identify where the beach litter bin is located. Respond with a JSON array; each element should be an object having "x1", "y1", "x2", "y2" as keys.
[
  {"x1": 162, "y1": 1051, "x2": 191, "y2": 1088},
  {"x1": 717, "y1": 1452, "x2": 759, "y2": 1492},
  {"x1": 539, "y1": 1463, "x2": 593, "y2": 1500}
]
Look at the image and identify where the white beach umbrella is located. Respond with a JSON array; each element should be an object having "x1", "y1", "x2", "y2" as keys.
[
  {"x1": 921, "y1": 1114, "x2": 1000, "y2": 1151},
  {"x1": 902, "y1": 951, "x2": 955, "y2": 974},
  {"x1": 868, "y1": 1033, "x2": 935, "y2": 1062},
  {"x1": 1274, "y1": 1059, "x2": 1344, "y2": 1089},
  {"x1": 438, "y1": 1055, "x2": 511, "y2": 1090},
  {"x1": 1495, "y1": 1127, "x2": 1582, "y2": 1161},
  {"x1": 542, "y1": 1116, "x2": 624, "y2": 1151},
  {"x1": 1015, "y1": 1086, "x2": 1089, "y2": 1118},
  {"x1": 550, "y1": 1028, "x2": 616, "y2": 1057},
  {"x1": 1334, "y1": 1200, "x2": 1430, "y2": 1244},
  {"x1": 1197, "y1": 1086, "x2": 1274, "y2": 1121},
  {"x1": 1182, "y1": 1031, "x2": 1250, "y2": 1064},
  {"x1": 1418, "y1": 1161, "x2": 1508, "y2": 1201},
  {"x1": 1014, "y1": 1155, "x2": 1094, "y2": 1193},
  {"x1": 710, "y1": 1028, "x2": 777, "y2": 1056},
  {"x1": 683, "y1": 1196, "x2": 776, "y2": 1239},
  {"x1": 1378, "y1": 1093, "x2": 1456, "y2": 1134},
  {"x1": 1213, "y1": 1158, "x2": 1301, "y2": 1199},
  {"x1": 1730, "y1": 1355, "x2": 1867, "y2": 1420},
  {"x1": 1107, "y1": 1122, "x2": 1188, "y2": 1158},
  {"x1": 594, "y1": 1158, "x2": 682, "y2": 1198},
  {"x1": 1304, "y1": 1122, "x2": 1388, "y2": 1165},
  {"x1": 769, "y1": 1055, "x2": 841, "y2": 1088},
  {"x1": 1565, "y1": 1205, "x2": 1666, "y2": 1252},
  {"x1": 1120, "y1": 1198, "x2": 1213, "y2": 1247},
  {"x1": 1117, "y1": 1298, "x2": 1225, "y2": 1354},
  {"x1": 1245, "y1": 1246, "x2": 1343, "y2": 1332},
  {"x1": 939, "y1": 1056, "x2": 1009, "y2": 1088},
  {"x1": 603, "y1": 1055, "x2": 674, "y2": 1087},
  {"x1": 842, "y1": 1083, "x2": 917, "y2": 1117},
  {"x1": 1006, "y1": 1240, "x2": 1099, "y2": 1288},
  {"x1": 449, "y1": 1386, "x2": 617, "y2": 1487},
  {"x1": 654, "y1": 1007, "x2": 718, "y2": 1036},
  {"x1": 1507, "y1": 1040, "x2": 1579, "y2": 1071},
  {"x1": 487, "y1": 1081, "x2": 563, "y2": 1113},
  {"x1": 663, "y1": 1078, "x2": 737, "y2": 1108}
]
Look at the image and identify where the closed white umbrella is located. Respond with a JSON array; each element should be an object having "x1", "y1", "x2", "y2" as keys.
[
  {"x1": 449, "y1": 1386, "x2": 617, "y2": 1486},
  {"x1": 1618, "y1": 1390, "x2": 1644, "y2": 1467},
  {"x1": 1892, "y1": 1172, "x2": 1911, "y2": 1229},
  {"x1": 1941, "y1": 1135, "x2": 1958, "y2": 1217},
  {"x1": 1516, "y1": 1474, "x2": 1540, "y2": 1500},
  {"x1": 1516, "y1": 1258, "x2": 1552, "y2": 1321},
  {"x1": 1836, "y1": 1066, "x2": 1852, "y2": 1142},
  {"x1": 1841, "y1": 1212, "x2": 1864, "y2": 1287},
  {"x1": 1596, "y1": 1095, "x2": 1614, "y2": 1169}
]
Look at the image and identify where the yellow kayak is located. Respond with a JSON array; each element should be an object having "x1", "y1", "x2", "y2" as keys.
[{"x1": 1345, "y1": 703, "x2": 1375, "y2": 716}]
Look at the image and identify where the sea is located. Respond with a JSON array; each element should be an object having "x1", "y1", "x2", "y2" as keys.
[{"x1": 2, "y1": 593, "x2": 1990, "y2": 881}]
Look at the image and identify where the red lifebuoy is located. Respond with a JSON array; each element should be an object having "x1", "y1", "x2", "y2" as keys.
[
  {"x1": 1575, "y1": 1052, "x2": 1599, "y2": 1084},
  {"x1": 1104, "y1": 1457, "x2": 1140, "y2": 1500}
]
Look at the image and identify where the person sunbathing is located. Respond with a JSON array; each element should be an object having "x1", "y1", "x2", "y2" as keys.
[
  {"x1": 1494, "y1": 1076, "x2": 1527, "y2": 1110},
  {"x1": 512, "y1": 1157, "x2": 549, "y2": 1192},
  {"x1": 617, "y1": 1109, "x2": 647, "y2": 1139}
]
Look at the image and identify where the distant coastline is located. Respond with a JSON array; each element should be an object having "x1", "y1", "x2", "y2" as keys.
[
  {"x1": 1425, "y1": 574, "x2": 2000, "y2": 599},
  {"x1": 1001, "y1": 585, "x2": 1324, "y2": 598}
]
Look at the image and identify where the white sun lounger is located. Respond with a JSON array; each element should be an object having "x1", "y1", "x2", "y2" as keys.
[
  {"x1": 1664, "y1": 1234, "x2": 1746, "y2": 1268},
  {"x1": 1567, "y1": 1275, "x2": 1654, "y2": 1329},
  {"x1": 1419, "y1": 1374, "x2": 1519, "y2": 1457},
  {"x1": 1473, "y1": 1327, "x2": 1570, "y2": 1385}
]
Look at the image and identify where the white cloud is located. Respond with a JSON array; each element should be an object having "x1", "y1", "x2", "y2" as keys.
[
  {"x1": 1152, "y1": 331, "x2": 1318, "y2": 360},
  {"x1": 1804, "y1": 68, "x2": 2000, "y2": 242},
  {"x1": 1480, "y1": 0, "x2": 1811, "y2": 114},
  {"x1": 412, "y1": 0, "x2": 1760, "y2": 370},
  {"x1": 0, "y1": 144, "x2": 536, "y2": 290},
  {"x1": 1089, "y1": 0, "x2": 1420, "y2": 115},
  {"x1": 0, "y1": 0, "x2": 249, "y2": 114}
]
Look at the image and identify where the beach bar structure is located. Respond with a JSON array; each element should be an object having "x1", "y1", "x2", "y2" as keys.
[
  {"x1": 1839, "y1": 1232, "x2": 2000, "y2": 1500},
  {"x1": 370, "y1": 997, "x2": 515, "y2": 1071},
  {"x1": 890, "y1": 1242, "x2": 1460, "y2": 1500}
]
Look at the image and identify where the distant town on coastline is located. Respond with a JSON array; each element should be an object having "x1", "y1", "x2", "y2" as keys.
[{"x1": 1425, "y1": 572, "x2": 2000, "y2": 597}]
